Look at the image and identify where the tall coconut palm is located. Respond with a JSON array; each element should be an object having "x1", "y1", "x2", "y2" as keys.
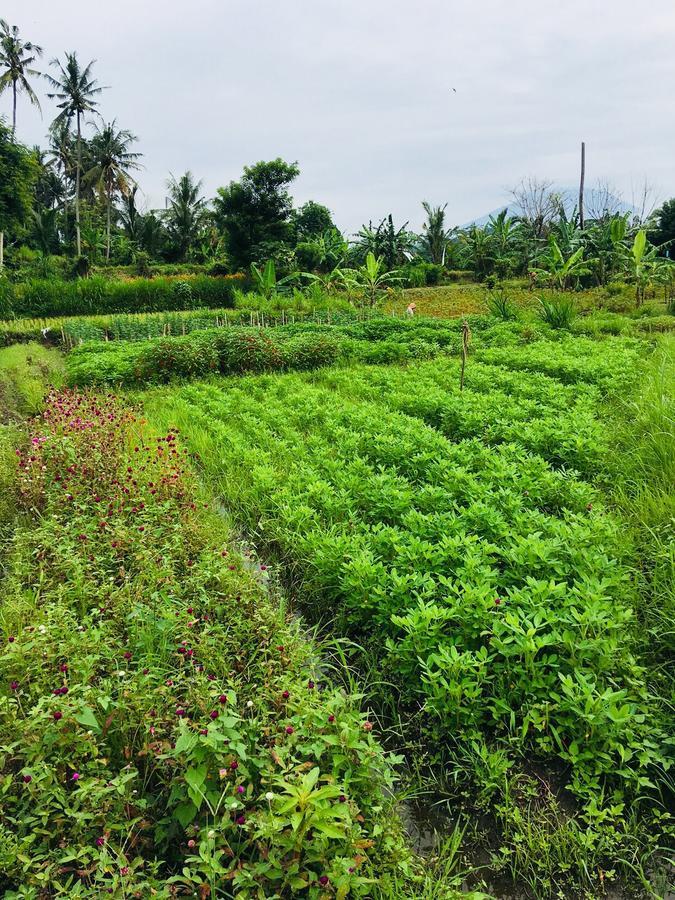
[
  {"x1": 164, "y1": 172, "x2": 207, "y2": 261},
  {"x1": 421, "y1": 202, "x2": 453, "y2": 265},
  {"x1": 0, "y1": 20, "x2": 43, "y2": 136},
  {"x1": 85, "y1": 120, "x2": 142, "y2": 260},
  {"x1": 45, "y1": 52, "x2": 106, "y2": 257},
  {"x1": 47, "y1": 119, "x2": 76, "y2": 244}
]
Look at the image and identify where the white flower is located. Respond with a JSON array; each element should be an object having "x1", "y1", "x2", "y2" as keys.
[
  {"x1": 265, "y1": 791, "x2": 275, "y2": 802},
  {"x1": 230, "y1": 801, "x2": 238, "y2": 809},
  {"x1": 116, "y1": 670, "x2": 126, "y2": 677},
  {"x1": 38, "y1": 625, "x2": 46, "y2": 634},
  {"x1": 207, "y1": 830, "x2": 215, "y2": 839},
  {"x1": 246, "y1": 700, "x2": 253, "y2": 709}
]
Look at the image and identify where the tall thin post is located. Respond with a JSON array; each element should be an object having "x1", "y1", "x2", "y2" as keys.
[
  {"x1": 460, "y1": 320, "x2": 471, "y2": 391},
  {"x1": 578, "y1": 141, "x2": 586, "y2": 230}
]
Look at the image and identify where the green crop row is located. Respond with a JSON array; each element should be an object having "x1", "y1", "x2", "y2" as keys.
[
  {"x1": 0, "y1": 273, "x2": 246, "y2": 320},
  {"x1": 0, "y1": 383, "x2": 422, "y2": 897},
  {"x1": 143, "y1": 335, "x2": 672, "y2": 891}
]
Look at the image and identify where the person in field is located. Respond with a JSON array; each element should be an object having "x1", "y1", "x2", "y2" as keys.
[{"x1": 406, "y1": 302, "x2": 416, "y2": 317}]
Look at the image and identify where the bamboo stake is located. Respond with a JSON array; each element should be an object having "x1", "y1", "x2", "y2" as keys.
[{"x1": 460, "y1": 320, "x2": 471, "y2": 391}]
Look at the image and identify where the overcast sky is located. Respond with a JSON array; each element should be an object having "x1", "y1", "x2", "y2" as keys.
[{"x1": 3, "y1": 0, "x2": 674, "y2": 234}]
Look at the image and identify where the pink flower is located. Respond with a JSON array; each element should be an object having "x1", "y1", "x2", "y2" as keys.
[
  {"x1": 285, "y1": 726, "x2": 294, "y2": 735},
  {"x1": 210, "y1": 710, "x2": 218, "y2": 720},
  {"x1": 22, "y1": 774, "x2": 32, "y2": 783},
  {"x1": 96, "y1": 836, "x2": 105, "y2": 847},
  {"x1": 71, "y1": 772, "x2": 80, "y2": 781},
  {"x1": 236, "y1": 785, "x2": 245, "y2": 794},
  {"x1": 53, "y1": 711, "x2": 63, "y2": 721}
]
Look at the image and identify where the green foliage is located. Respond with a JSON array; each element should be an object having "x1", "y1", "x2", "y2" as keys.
[
  {"x1": 0, "y1": 389, "x2": 404, "y2": 894},
  {"x1": 293, "y1": 200, "x2": 335, "y2": 241},
  {"x1": 1, "y1": 273, "x2": 245, "y2": 318},
  {"x1": 0, "y1": 119, "x2": 37, "y2": 240},
  {"x1": 163, "y1": 171, "x2": 208, "y2": 262},
  {"x1": 537, "y1": 295, "x2": 576, "y2": 329},
  {"x1": 486, "y1": 287, "x2": 518, "y2": 321},
  {"x1": 214, "y1": 159, "x2": 300, "y2": 270},
  {"x1": 65, "y1": 328, "x2": 345, "y2": 385},
  {"x1": 144, "y1": 326, "x2": 672, "y2": 892}
]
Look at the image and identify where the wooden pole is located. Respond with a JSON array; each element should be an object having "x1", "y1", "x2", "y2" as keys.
[
  {"x1": 579, "y1": 141, "x2": 586, "y2": 230},
  {"x1": 460, "y1": 320, "x2": 471, "y2": 391}
]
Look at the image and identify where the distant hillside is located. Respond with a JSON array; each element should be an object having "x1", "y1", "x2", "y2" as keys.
[{"x1": 462, "y1": 187, "x2": 638, "y2": 228}]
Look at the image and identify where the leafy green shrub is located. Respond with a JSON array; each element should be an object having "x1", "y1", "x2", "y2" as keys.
[
  {"x1": 487, "y1": 288, "x2": 518, "y2": 320},
  {"x1": 538, "y1": 296, "x2": 576, "y2": 329}
]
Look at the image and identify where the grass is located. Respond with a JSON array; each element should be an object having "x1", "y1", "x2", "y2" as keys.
[{"x1": 0, "y1": 343, "x2": 64, "y2": 422}]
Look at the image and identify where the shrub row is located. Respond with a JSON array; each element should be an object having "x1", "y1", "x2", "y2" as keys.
[
  {"x1": 0, "y1": 274, "x2": 247, "y2": 319},
  {"x1": 66, "y1": 329, "x2": 346, "y2": 386}
]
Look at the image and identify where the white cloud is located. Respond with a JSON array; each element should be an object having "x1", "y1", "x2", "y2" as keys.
[{"x1": 3, "y1": 0, "x2": 674, "y2": 233}]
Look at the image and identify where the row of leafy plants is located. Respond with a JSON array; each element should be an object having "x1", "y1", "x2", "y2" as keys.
[
  {"x1": 0, "y1": 369, "x2": 433, "y2": 897},
  {"x1": 142, "y1": 335, "x2": 673, "y2": 896},
  {"x1": 0, "y1": 274, "x2": 248, "y2": 320}
]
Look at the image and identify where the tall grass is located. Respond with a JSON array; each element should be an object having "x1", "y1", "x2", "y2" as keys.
[{"x1": 611, "y1": 335, "x2": 675, "y2": 665}]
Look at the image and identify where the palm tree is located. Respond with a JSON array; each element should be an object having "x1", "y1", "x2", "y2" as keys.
[
  {"x1": 421, "y1": 202, "x2": 453, "y2": 265},
  {"x1": 85, "y1": 120, "x2": 142, "y2": 260},
  {"x1": 164, "y1": 172, "x2": 207, "y2": 261},
  {"x1": 0, "y1": 20, "x2": 43, "y2": 136},
  {"x1": 47, "y1": 119, "x2": 76, "y2": 244},
  {"x1": 45, "y1": 52, "x2": 106, "y2": 257}
]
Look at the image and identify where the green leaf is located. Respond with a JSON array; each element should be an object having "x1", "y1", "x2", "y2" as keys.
[{"x1": 74, "y1": 706, "x2": 101, "y2": 734}]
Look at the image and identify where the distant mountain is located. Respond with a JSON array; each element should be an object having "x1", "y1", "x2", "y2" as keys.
[{"x1": 462, "y1": 187, "x2": 638, "y2": 229}]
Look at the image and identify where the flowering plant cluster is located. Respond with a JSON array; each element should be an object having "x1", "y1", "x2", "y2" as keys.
[{"x1": 0, "y1": 388, "x2": 407, "y2": 897}]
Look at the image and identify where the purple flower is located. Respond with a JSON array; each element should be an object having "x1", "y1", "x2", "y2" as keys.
[
  {"x1": 235, "y1": 815, "x2": 246, "y2": 825},
  {"x1": 319, "y1": 876, "x2": 329, "y2": 886},
  {"x1": 10, "y1": 681, "x2": 19, "y2": 691},
  {"x1": 236, "y1": 785, "x2": 245, "y2": 794},
  {"x1": 71, "y1": 772, "x2": 80, "y2": 781},
  {"x1": 22, "y1": 774, "x2": 32, "y2": 783},
  {"x1": 209, "y1": 710, "x2": 218, "y2": 720},
  {"x1": 96, "y1": 836, "x2": 105, "y2": 847},
  {"x1": 53, "y1": 711, "x2": 63, "y2": 721},
  {"x1": 285, "y1": 726, "x2": 294, "y2": 735}
]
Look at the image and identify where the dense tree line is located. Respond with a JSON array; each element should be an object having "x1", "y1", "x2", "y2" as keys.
[{"x1": 0, "y1": 16, "x2": 674, "y2": 301}]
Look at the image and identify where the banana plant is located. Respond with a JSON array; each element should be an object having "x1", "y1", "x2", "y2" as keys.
[
  {"x1": 533, "y1": 236, "x2": 595, "y2": 290},
  {"x1": 250, "y1": 259, "x2": 298, "y2": 300},
  {"x1": 340, "y1": 251, "x2": 401, "y2": 307},
  {"x1": 624, "y1": 229, "x2": 659, "y2": 306}
]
